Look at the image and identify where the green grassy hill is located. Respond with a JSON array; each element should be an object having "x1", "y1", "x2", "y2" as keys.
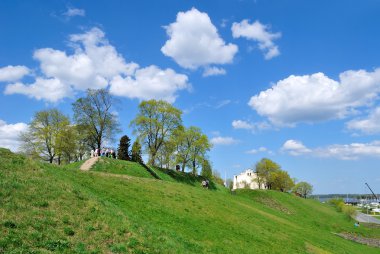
[{"x1": 1, "y1": 148, "x2": 380, "y2": 253}]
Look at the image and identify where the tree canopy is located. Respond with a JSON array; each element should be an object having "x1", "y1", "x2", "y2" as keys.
[
  {"x1": 130, "y1": 100, "x2": 182, "y2": 166},
  {"x1": 72, "y1": 89, "x2": 120, "y2": 150}
]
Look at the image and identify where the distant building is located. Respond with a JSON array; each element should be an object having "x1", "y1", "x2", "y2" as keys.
[{"x1": 232, "y1": 169, "x2": 263, "y2": 190}]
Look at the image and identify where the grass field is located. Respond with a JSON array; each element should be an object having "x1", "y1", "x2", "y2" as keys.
[{"x1": 1, "y1": 148, "x2": 380, "y2": 253}]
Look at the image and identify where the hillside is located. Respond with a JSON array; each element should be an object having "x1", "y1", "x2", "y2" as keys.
[{"x1": 1, "y1": 148, "x2": 380, "y2": 253}]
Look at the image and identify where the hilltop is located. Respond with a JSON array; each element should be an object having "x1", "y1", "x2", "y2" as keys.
[{"x1": 1, "y1": 148, "x2": 380, "y2": 253}]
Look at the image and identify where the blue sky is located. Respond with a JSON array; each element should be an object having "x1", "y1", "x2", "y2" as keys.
[{"x1": 1, "y1": 0, "x2": 380, "y2": 194}]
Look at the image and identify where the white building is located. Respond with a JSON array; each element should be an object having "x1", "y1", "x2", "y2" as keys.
[{"x1": 233, "y1": 169, "x2": 263, "y2": 190}]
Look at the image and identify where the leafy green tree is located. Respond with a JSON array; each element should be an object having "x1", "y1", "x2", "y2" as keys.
[
  {"x1": 201, "y1": 159, "x2": 213, "y2": 179},
  {"x1": 156, "y1": 139, "x2": 176, "y2": 169},
  {"x1": 188, "y1": 127, "x2": 211, "y2": 175},
  {"x1": 21, "y1": 109, "x2": 71, "y2": 164},
  {"x1": 72, "y1": 89, "x2": 120, "y2": 151},
  {"x1": 293, "y1": 182, "x2": 313, "y2": 198},
  {"x1": 130, "y1": 100, "x2": 182, "y2": 166},
  {"x1": 117, "y1": 135, "x2": 131, "y2": 160},
  {"x1": 255, "y1": 158, "x2": 281, "y2": 189},
  {"x1": 131, "y1": 140, "x2": 143, "y2": 164},
  {"x1": 271, "y1": 170, "x2": 295, "y2": 192}
]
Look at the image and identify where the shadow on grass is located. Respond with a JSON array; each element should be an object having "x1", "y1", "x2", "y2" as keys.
[{"x1": 153, "y1": 167, "x2": 217, "y2": 190}]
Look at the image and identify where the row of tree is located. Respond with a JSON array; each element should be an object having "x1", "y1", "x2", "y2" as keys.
[
  {"x1": 21, "y1": 89, "x2": 119, "y2": 164},
  {"x1": 253, "y1": 158, "x2": 313, "y2": 197},
  {"x1": 21, "y1": 89, "x2": 213, "y2": 175}
]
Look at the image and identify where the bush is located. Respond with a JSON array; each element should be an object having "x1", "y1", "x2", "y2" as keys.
[{"x1": 342, "y1": 205, "x2": 357, "y2": 220}]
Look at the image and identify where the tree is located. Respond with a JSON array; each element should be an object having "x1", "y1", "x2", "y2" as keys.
[
  {"x1": 293, "y1": 182, "x2": 313, "y2": 198},
  {"x1": 117, "y1": 135, "x2": 131, "y2": 160},
  {"x1": 201, "y1": 159, "x2": 213, "y2": 179},
  {"x1": 255, "y1": 158, "x2": 281, "y2": 189},
  {"x1": 130, "y1": 100, "x2": 182, "y2": 166},
  {"x1": 156, "y1": 139, "x2": 175, "y2": 169},
  {"x1": 187, "y1": 127, "x2": 211, "y2": 175},
  {"x1": 72, "y1": 89, "x2": 120, "y2": 151},
  {"x1": 21, "y1": 109, "x2": 71, "y2": 164},
  {"x1": 131, "y1": 140, "x2": 143, "y2": 164},
  {"x1": 271, "y1": 170, "x2": 295, "y2": 192}
]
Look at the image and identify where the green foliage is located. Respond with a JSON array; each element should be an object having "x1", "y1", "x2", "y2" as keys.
[
  {"x1": 130, "y1": 99, "x2": 182, "y2": 166},
  {"x1": 201, "y1": 159, "x2": 213, "y2": 180},
  {"x1": 271, "y1": 170, "x2": 295, "y2": 192},
  {"x1": 117, "y1": 135, "x2": 131, "y2": 161},
  {"x1": 255, "y1": 158, "x2": 281, "y2": 189},
  {"x1": 328, "y1": 199, "x2": 357, "y2": 220},
  {"x1": 293, "y1": 181, "x2": 313, "y2": 198},
  {"x1": 131, "y1": 140, "x2": 143, "y2": 164},
  {"x1": 72, "y1": 89, "x2": 120, "y2": 150},
  {"x1": 21, "y1": 108, "x2": 71, "y2": 164}
]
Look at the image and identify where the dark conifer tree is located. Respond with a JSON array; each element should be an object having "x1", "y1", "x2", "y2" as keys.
[
  {"x1": 117, "y1": 135, "x2": 131, "y2": 160},
  {"x1": 131, "y1": 140, "x2": 143, "y2": 164}
]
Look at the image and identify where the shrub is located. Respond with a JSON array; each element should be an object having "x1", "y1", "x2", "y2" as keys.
[{"x1": 342, "y1": 205, "x2": 357, "y2": 220}]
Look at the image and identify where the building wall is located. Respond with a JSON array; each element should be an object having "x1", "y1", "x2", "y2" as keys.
[{"x1": 232, "y1": 169, "x2": 263, "y2": 190}]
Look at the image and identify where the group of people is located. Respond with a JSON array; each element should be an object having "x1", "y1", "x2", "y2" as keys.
[
  {"x1": 91, "y1": 148, "x2": 116, "y2": 159},
  {"x1": 201, "y1": 180, "x2": 210, "y2": 189}
]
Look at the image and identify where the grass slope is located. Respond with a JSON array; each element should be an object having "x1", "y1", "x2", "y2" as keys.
[{"x1": 1, "y1": 148, "x2": 380, "y2": 253}]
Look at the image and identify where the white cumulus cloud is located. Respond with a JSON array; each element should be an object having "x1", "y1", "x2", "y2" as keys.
[
  {"x1": 210, "y1": 136, "x2": 239, "y2": 146},
  {"x1": 3, "y1": 27, "x2": 189, "y2": 103},
  {"x1": 0, "y1": 120, "x2": 28, "y2": 151},
  {"x1": 5, "y1": 77, "x2": 73, "y2": 102},
  {"x1": 161, "y1": 8, "x2": 238, "y2": 70},
  {"x1": 249, "y1": 69, "x2": 380, "y2": 126},
  {"x1": 232, "y1": 19, "x2": 281, "y2": 59},
  {"x1": 0, "y1": 65, "x2": 30, "y2": 82},
  {"x1": 346, "y1": 107, "x2": 380, "y2": 134},
  {"x1": 109, "y1": 65, "x2": 190, "y2": 103},
  {"x1": 281, "y1": 140, "x2": 312, "y2": 156},
  {"x1": 282, "y1": 139, "x2": 380, "y2": 160}
]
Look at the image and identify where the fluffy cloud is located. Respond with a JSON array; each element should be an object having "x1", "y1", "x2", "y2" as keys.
[
  {"x1": 281, "y1": 140, "x2": 312, "y2": 156},
  {"x1": 0, "y1": 120, "x2": 28, "y2": 151},
  {"x1": 282, "y1": 139, "x2": 380, "y2": 160},
  {"x1": 232, "y1": 20, "x2": 281, "y2": 59},
  {"x1": 202, "y1": 66, "x2": 226, "y2": 77},
  {"x1": 0, "y1": 65, "x2": 30, "y2": 82},
  {"x1": 249, "y1": 69, "x2": 380, "y2": 126},
  {"x1": 161, "y1": 8, "x2": 238, "y2": 70},
  {"x1": 63, "y1": 7, "x2": 85, "y2": 17},
  {"x1": 4, "y1": 27, "x2": 189, "y2": 103},
  {"x1": 346, "y1": 107, "x2": 380, "y2": 134},
  {"x1": 5, "y1": 78, "x2": 72, "y2": 102},
  {"x1": 210, "y1": 136, "x2": 239, "y2": 146},
  {"x1": 110, "y1": 65, "x2": 189, "y2": 103}
]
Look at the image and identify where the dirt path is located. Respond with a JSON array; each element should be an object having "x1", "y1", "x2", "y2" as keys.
[{"x1": 80, "y1": 157, "x2": 100, "y2": 171}]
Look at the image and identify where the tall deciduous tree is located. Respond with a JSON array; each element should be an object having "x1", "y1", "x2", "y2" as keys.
[
  {"x1": 255, "y1": 158, "x2": 281, "y2": 189},
  {"x1": 271, "y1": 170, "x2": 295, "y2": 192},
  {"x1": 72, "y1": 89, "x2": 120, "y2": 151},
  {"x1": 21, "y1": 109, "x2": 71, "y2": 164},
  {"x1": 117, "y1": 135, "x2": 131, "y2": 160},
  {"x1": 188, "y1": 127, "x2": 211, "y2": 175},
  {"x1": 131, "y1": 140, "x2": 143, "y2": 164},
  {"x1": 293, "y1": 182, "x2": 313, "y2": 198},
  {"x1": 130, "y1": 100, "x2": 182, "y2": 166}
]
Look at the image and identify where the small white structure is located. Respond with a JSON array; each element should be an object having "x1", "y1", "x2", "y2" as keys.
[{"x1": 233, "y1": 169, "x2": 263, "y2": 190}]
